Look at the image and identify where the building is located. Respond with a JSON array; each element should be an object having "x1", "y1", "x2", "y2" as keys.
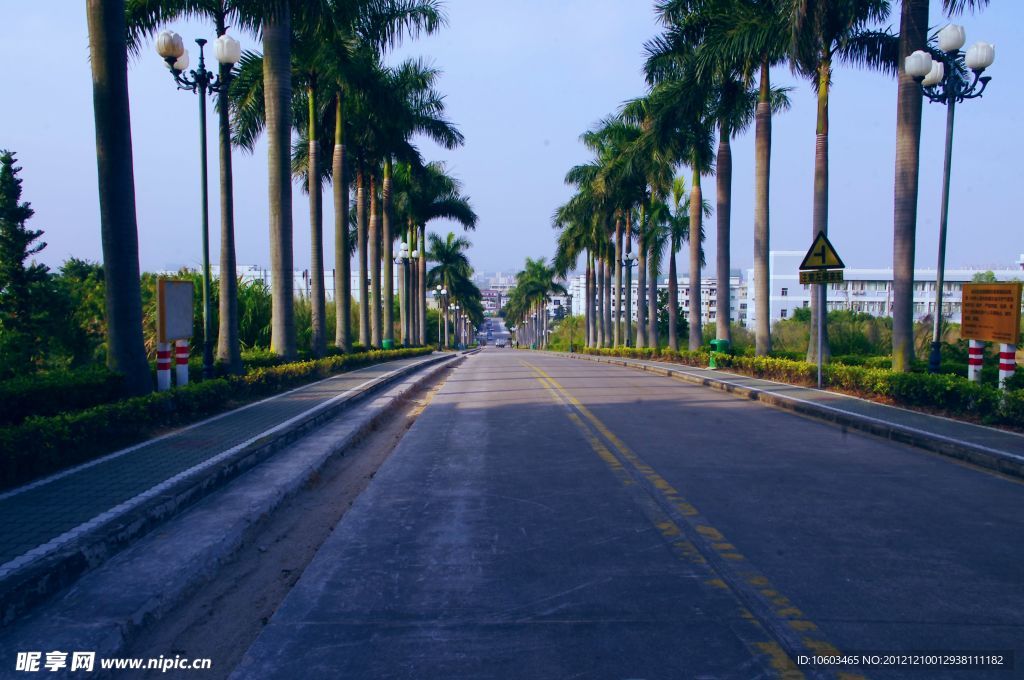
[
  {"x1": 566, "y1": 274, "x2": 744, "y2": 327},
  {"x1": 745, "y1": 252, "x2": 1024, "y2": 325}
]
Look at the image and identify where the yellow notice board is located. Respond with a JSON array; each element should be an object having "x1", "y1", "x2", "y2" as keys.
[{"x1": 961, "y1": 282, "x2": 1022, "y2": 345}]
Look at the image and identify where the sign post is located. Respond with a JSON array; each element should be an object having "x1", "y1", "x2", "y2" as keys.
[
  {"x1": 799, "y1": 231, "x2": 846, "y2": 389},
  {"x1": 156, "y1": 278, "x2": 195, "y2": 391},
  {"x1": 961, "y1": 282, "x2": 1022, "y2": 390}
]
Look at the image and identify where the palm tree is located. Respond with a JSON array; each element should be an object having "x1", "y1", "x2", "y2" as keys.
[
  {"x1": 652, "y1": 0, "x2": 792, "y2": 355},
  {"x1": 792, "y1": 0, "x2": 897, "y2": 363},
  {"x1": 87, "y1": 0, "x2": 151, "y2": 394},
  {"x1": 126, "y1": 0, "x2": 266, "y2": 373},
  {"x1": 891, "y1": 0, "x2": 989, "y2": 371}
]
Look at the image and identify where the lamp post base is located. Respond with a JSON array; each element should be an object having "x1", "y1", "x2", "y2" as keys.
[{"x1": 927, "y1": 340, "x2": 943, "y2": 374}]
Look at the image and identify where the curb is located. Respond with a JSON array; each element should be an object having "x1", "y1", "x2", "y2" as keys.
[
  {"x1": 563, "y1": 352, "x2": 1024, "y2": 480},
  {"x1": 0, "y1": 353, "x2": 451, "y2": 627},
  {"x1": 0, "y1": 354, "x2": 463, "y2": 672}
]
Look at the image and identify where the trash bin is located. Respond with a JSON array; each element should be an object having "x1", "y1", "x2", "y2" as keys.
[
  {"x1": 382, "y1": 339, "x2": 394, "y2": 350},
  {"x1": 708, "y1": 338, "x2": 730, "y2": 369}
]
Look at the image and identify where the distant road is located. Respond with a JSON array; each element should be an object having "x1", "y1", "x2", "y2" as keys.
[{"x1": 235, "y1": 350, "x2": 1024, "y2": 679}]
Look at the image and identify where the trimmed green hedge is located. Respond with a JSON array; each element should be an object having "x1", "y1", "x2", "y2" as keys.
[
  {"x1": 581, "y1": 347, "x2": 1023, "y2": 427},
  {"x1": 0, "y1": 347, "x2": 431, "y2": 491},
  {"x1": 0, "y1": 368, "x2": 127, "y2": 428}
]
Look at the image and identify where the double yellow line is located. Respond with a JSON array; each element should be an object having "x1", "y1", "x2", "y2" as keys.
[{"x1": 521, "y1": 359, "x2": 867, "y2": 680}]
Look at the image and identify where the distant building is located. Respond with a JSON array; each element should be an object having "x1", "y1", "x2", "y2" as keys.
[
  {"x1": 745, "y1": 252, "x2": 1024, "y2": 325},
  {"x1": 566, "y1": 274, "x2": 744, "y2": 326}
]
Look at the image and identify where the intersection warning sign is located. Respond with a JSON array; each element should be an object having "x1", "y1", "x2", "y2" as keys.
[{"x1": 800, "y1": 231, "x2": 845, "y2": 271}]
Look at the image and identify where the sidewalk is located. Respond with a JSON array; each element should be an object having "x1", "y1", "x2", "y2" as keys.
[
  {"x1": 566, "y1": 352, "x2": 1024, "y2": 477},
  {"x1": 0, "y1": 353, "x2": 443, "y2": 623}
]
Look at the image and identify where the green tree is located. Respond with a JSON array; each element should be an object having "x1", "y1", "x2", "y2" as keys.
[
  {"x1": 791, "y1": 0, "x2": 897, "y2": 363},
  {"x1": 0, "y1": 152, "x2": 51, "y2": 376},
  {"x1": 971, "y1": 270, "x2": 997, "y2": 283}
]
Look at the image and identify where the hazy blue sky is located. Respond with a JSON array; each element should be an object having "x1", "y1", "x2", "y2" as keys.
[{"x1": 1, "y1": 1, "x2": 1020, "y2": 278}]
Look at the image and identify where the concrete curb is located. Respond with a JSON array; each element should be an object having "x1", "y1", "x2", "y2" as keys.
[
  {"x1": 0, "y1": 354, "x2": 463, "y2": 673},
  {"x1": 563, "y1": 352, "x2": 1024, "y2": 480},
  {"x1": 0, "y1": 352, "x2": 451, "y2": 627}
]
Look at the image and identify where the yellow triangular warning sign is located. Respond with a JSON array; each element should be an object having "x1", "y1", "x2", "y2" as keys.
[{"x1": 800, "y1": 231, "x2": 845, "y2": 270}]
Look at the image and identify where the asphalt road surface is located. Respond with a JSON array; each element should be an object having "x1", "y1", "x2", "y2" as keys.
[{"x1": 235, "y1": 349, "x2": 1024, "y2": 679}]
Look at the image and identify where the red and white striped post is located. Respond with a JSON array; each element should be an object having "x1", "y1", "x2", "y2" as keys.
[
  {"x1": 156, "y1": 342, "x2": 172, "y2": 391},
  {"x1": 966, "y1": 339, "x2": 984, "y2": 382},
  {"x1": 175, "y1": 340, "x2": 190, "y2": 387},
  {"x1": 998, "y1": 343, "x2": 1017, "y2": 390}
]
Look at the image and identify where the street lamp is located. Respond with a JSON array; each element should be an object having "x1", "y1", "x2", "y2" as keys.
[
  {"x1": 566, "y1": 293, "x2": 574, "y2": 353},
  {"x1": 621, "y1": 252, "x2": 638, "y2": 347},
  {"x1": 905, "y1": 24, "x2": 995, "y2": 373},
  {"x1": 156, "y1": 30, "x2": 241, "y2": 379},
  {"x1": 395, "y1": 243, "x2": 411, "y2": 345}
]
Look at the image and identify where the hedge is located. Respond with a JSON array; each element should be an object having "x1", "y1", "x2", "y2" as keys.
[
  {"x1": 0, "y1": 367, "x2": 127, "y2": 428},
  {"x1": 580, "y1": 346, "x2": 1023, "y2": 427},
  {"x1": 0, "y1": 347, "x2": 431, "y2": 491}
]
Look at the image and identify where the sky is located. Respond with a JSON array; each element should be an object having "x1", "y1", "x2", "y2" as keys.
[{"x1": 0, "y1": 1, "x2": 1021, "y2": 279}]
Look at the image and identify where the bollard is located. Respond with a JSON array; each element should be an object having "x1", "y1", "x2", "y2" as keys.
[
  {"x1": 175, "y1": 340, "x2": 190, "y2": 386},
  {"x1": 156, "y1": 342, "x2": 172, "y2": 391},
  {"x1": 967, "y1": 339, "x2": 984, "y2": 382},
  {"x1": 998, "y1": 343, "x2": 1017, "y2": 390}
]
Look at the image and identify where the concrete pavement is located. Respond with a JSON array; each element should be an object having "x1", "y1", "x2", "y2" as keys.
[{"x1": 234, "y1": 349, "x2": 1024, "y2": 679}]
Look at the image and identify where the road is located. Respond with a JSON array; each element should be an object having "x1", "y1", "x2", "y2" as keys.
[{"x1": 234, "y1": 349, "x2": 1024, "y2": 679}]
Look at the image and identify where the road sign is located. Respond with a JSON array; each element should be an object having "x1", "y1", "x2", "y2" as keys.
[
  {"x1": 799, "y1": 270, "x2": 844, "y2": 285},
  {"x1": 799, "y1": 231, "x2": 845, "y2": 271},
  {"x1": 157, "y1": 278, "x2": 195, "y2": 343},
  {"x1": 961, "y1": 282, "x2": 1022, "y2": 344}
]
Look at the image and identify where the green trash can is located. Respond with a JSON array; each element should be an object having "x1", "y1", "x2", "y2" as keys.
[
  {"x1": 708, "y1": 338, "x2": 730, "y2": 369},
  {"x1": 382, "y1": 339, "x2": 394, "y2": 350}
]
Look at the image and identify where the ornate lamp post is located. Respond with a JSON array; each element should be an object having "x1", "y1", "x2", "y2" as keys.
[
  {"x1": 395, "y1": 243, "x2": 415, "y2": 345},
  {"x1": 566, "y1": 293, "x2": 574, "y2": 353},
  {"x1": 156, "y1": 30, "x2": 241, "y2": 378},
  {"x1": 621, "y1": 253, "x2": 638, "y2": 347},
  {"x1": 905, "y1": 25, "x2": 995, "y2": 373}
]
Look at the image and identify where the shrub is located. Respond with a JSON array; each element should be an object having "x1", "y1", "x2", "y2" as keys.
[
  {"x1": 0, "y1": 347, "x2": 431, "y2": 491},
  {"x1": 577, "y1": 346, "x2": 1022, "y2": 428},
  {"x1": 0, "y1": 367, "x2": 127, "y2": 427}
]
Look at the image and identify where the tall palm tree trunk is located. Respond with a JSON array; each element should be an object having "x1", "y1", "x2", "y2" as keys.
[
  {"x1": 689, "y1": 167, "x2": 704, "y2": 350},
  {"x1": 307, "y1": 83, "x2": 326, "y2": 358},
  {"x1": 636, "y1": 221, "x2": 648, "y2": 349},
  {"x1": 263, "y1": 6, "x2": 294, "y2": 358},
  {"x1": 588, "y1": 251, "x2": 596, "y2": 347},
  {"x1": 382, "y1": 161, "x2": 394, "y2": 345},
  {"x1": 213, "y1": 10, "x2": 240, "y2": 372},
  {"x1": 369, "y1": 175, "x2": 381, "y2": 347},
  {"x1": 215, "y1": 27, "x2": 241, "y2": 372},
  {"x1": 596, "y1": 257, "x2": 605, "y2": 348},
  {"x1": 648, "y1": 248, "x2": 657, "y2": 348},
  {"x1": 614, "y1": 215, "x2": 623, "y2": 346},
  {"x1": 333, "y1": 94, "x2": 350, "y2": 352},
  {"x1": 418, "y1": 224, "x2": 427, "y2": 344},
  {"x1": 754, "y1": 59, "x2": 772, "y2": 356},
  {"x1": 584, "y1": 251, "x2": 592, "y2": 347},
  {"x1": 668, "y1": 239, "x2": 679, "y2": 351},
  {"x1": 603, "y1": 254, "x2": 612, "y2": 346},
  {"x1": 892, "y1": 0, "x2": 928, "y2": 371},
  {"x1": 356, "y1": 167, "x2": 369, "y2": 347},
  {"x1": 624, "y1": 212, "x2": 633, "y2": 347},
  {"x1": 86, "y1": 0, "x2": 150, "y2": 395},
  {"x1": 808, "y1": 52, "x2": 831, "y2": 363},
  {"x1": 716, "y1": 124, "x2": 733, "y2": 345},
  {"x1": 399, "y1": 232, "x2": 407, "y2": 344}
]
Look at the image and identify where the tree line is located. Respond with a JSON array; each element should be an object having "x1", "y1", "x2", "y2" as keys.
[
  {"x1": 544, "y1": 0, "x2": 989, "y2": 365},
  {"x1": 31, "y1": 0, "x2": 483, "y2": 394}
]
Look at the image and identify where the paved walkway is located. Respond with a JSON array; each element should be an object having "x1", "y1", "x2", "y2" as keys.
[
  {"x1": 0, "y1": 355, "x2": 436, "y2": 580},
  {"x1": 568, "y1": 352, "x2": 1024, "y2": 459}
]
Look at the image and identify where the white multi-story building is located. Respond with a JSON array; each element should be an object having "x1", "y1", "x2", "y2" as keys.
[
  {"x1": 566, "y1": 275, "x2": 744, "y2": 327},
  {"x1": 745, "y1": 252, "x2": 1024, "y2": 325}
]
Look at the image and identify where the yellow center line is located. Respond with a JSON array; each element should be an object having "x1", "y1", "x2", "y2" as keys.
[{"x1": 522, "y1": 359, "x2": 869, "y2": 680}]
